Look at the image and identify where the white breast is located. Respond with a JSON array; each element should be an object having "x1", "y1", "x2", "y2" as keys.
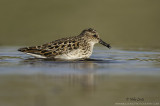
[{"x1": 54, "y1": 49, "x2": 87, "y2": 60}]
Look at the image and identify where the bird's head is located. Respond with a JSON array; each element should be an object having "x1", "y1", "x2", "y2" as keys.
[{"x1": 80, "y1": 28, "x2": 111, "y2": 49}]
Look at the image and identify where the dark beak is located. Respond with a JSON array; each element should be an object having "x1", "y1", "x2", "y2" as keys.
[{"x1": 99, "y1": 39, "x2": 111, "y2": 49}]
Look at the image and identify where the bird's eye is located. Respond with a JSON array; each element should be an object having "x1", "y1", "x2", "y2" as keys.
[{"x1": 93, "y1": 34, "x2": 97, "y2": 37}]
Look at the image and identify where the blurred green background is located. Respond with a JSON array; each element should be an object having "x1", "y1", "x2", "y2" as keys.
[{"x1": 0, "y1": 0, "x2": 160, "y2": 48}]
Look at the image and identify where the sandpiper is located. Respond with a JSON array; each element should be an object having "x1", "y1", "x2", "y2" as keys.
[{"x1": 18, "y1": 28, "x2": 111, "y2": 60}]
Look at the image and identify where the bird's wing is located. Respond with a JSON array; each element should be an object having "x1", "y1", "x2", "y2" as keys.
[{"x1": 18, "y1": 37, "x2": 80, "y2": 58}]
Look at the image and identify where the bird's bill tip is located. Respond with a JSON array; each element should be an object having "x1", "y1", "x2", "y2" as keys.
[{"x1": 99, "y1": 39, "x2": 111, "y2": 49}]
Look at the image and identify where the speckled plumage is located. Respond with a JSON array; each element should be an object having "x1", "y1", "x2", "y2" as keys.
[{"x1": 18, "y1": 28, "x2": 111, "y2": 60}]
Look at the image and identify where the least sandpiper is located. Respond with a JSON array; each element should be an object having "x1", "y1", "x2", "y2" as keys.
[{"x1": 18, "y1": 28, "x2": 111, "y2": 60}]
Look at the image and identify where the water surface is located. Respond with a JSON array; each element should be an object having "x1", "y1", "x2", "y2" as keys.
[{"x1": 0, "y1": 46, "x2": 160, "y2": 106}]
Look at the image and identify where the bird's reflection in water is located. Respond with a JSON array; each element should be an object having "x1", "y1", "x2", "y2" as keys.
[
  {"x1": 33, "y1": 73, "x2": 96, "y2": 106},
  {"x1": 20, "y1": 58, "x2": 99, "y2": 93},
  {"x1": 20, "y1": 58, "x2": 100, "y2": 71},
  {"x1": 80, "y1": 73, "x2": 95, "y2": 92}
]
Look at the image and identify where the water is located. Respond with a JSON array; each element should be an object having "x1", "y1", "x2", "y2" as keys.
[{"x1": 0, "y1": 46, "x2": 160, "y2": 106}]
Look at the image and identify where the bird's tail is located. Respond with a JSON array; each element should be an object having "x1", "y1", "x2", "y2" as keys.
[
  {"x1": 18, "y1": 46, "x2": 39, "y2": 53},
  {"x1": 18, "y1": 47, "x2": 28, "y2": 52}
]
